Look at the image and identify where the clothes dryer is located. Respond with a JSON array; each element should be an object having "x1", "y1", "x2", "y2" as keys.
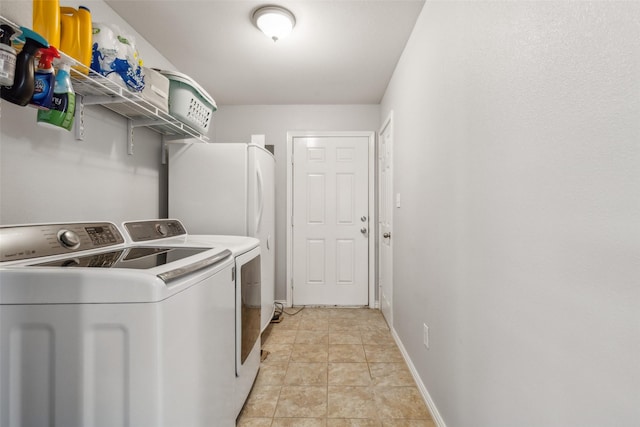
[{"x1": 122, "y1": 219, "x2": 262, "y2": 418}]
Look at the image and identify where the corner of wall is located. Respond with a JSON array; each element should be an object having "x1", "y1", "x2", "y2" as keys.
[{"x1": 391, "y1": 328, "x2": 447, "y2": 427}]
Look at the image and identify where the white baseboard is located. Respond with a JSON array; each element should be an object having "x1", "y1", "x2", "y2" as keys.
[{"x1": 390, "y1": 327, "x2": 447, "y2": 427}]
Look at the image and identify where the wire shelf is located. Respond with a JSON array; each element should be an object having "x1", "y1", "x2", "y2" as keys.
[{"x1": 1, "y1": 14, "x2": 209, "y2": 145}]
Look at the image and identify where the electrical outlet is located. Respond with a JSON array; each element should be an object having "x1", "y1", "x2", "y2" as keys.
[{"x1": 423, "y1": 323, "x2": 429, "y2": 349}]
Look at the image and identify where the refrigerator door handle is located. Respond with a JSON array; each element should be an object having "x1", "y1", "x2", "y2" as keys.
[{"x1": 256, "y1": 166, "x2": 264, "y2": 233}]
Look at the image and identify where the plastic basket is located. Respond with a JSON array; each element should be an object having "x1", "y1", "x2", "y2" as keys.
[{"x1": 155, "y1": 69, "x2": 217, "y2": 134}]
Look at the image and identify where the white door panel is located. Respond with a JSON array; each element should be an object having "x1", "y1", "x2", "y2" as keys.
[{"x1": 292, "y1": 136, "x2": 369, "y2": 306}]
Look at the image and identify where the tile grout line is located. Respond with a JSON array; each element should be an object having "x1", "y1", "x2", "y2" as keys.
[{"x1": 244, "y1": 308, "x2": 433, "y2": 426}]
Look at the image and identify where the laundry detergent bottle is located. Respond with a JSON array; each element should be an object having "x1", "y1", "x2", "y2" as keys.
[
  {"x1": 31, "y1": 45, "x2": 60, "y2": 109},
  {"x1": 37, "y1": 62, "x2": 75, "y2": 131},
  {"x1": 33, "y1": 0, "x2": 60, "y2": 49},
  {"x1": 76, "y1": 6, "x2": 92, "y2": 71},
  {"x1": 1, "y1": 27, "x2": 48, "y2": 106},
  {"x1": 60, "y1": 6, "x2": 92, "y2": 74}
]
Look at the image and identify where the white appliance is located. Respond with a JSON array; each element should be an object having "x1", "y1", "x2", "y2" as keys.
[
  {"x1": 122, "y1": 220, "x2": 262, "y2": 418},
  {"x1": 168, "y1": 141, "x2": 276, "y2": 332},
  {"x1": 0, "y1": 220, "x2": 237, "y2": 427}
]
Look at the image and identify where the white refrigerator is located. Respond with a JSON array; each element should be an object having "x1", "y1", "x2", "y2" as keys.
[{"x1": 168, "y1": 141, "x2": 275, "y2": 332}]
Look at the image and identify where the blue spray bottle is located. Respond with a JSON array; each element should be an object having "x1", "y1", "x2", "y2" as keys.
[
  {"x1": 31, "y1": 45, "x2": 60, "y2": 109},
  {"x1": 37, "y1": 61, "x2": 75, "y2": 131}
]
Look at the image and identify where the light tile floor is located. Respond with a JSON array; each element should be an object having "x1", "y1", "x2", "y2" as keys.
[{"x1": 236, "y1": 307, "x2": 435, "y2": 427}]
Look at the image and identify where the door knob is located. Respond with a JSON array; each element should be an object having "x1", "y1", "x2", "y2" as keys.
[
  {"x1": 361, "y1": 216, "x2": 367, "y2": 222},
  {"x1": 361, "y1": 227, "x2": 367, "y2": 234},
  {"x1": 383, "y1": 232, "x2": 391, "y2": 238}
]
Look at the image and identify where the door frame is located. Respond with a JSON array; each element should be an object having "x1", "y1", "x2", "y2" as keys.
[
  {"x1": 378, "y1": 111, "x2": 394, "y2": 326},
  {"x1": 286, "y1": 131, "x2": 376, "y2": 308}
]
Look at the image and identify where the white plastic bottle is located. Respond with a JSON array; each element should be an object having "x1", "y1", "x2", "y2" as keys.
[{"x1": 0, "y1": 25, "x2": 17, "y2": 87}]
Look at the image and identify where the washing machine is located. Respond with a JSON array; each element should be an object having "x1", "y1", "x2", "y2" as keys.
[
  {"x1": 0, "y1": 221, "x2": 237, "y2": 427},
  {"x1": 122, "y1": 219, "x2": 262, "y2": 418}
]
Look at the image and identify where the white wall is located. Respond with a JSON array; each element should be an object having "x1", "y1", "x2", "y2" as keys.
[
  {"x1": 211, "y1": 105, "x2": 380, "y2": 300},
  {"x1": 381, "y1": 2, "x2": 640, "y2": 426},
  {"x1": 0, "y1": 103, "x2": 164, "y2": 224},
  {"x1": 0, "y1": 0, "x2": 176, "y2": 225}
]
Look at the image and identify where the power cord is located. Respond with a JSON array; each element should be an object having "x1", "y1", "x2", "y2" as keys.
[{"x1": 271, "y1": 302, "x2": 305, "y2": 323}]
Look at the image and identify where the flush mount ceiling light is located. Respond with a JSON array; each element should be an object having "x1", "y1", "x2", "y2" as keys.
[{"x1": 252, "y1": 5, "x2": 296, "y2": 42}]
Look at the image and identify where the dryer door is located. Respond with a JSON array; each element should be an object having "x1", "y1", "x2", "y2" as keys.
[{"x1": 235, "y1": 247, "x2": 261, "y2": 371}]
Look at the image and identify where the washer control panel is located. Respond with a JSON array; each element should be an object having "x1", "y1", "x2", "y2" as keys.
[
  {"x1": 124, "y1": 219, "x2": 187, "y2": 242},
  {"x1": 0, "y1": 222, "x2": 124, "y2": 262}
]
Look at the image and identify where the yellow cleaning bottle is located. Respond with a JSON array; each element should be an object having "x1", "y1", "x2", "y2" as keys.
[
  {"x1": 33, "y1": 0, "x2": 60, "y2": 48},
  {"x1": 60, "y1": 6, "x2": 92, "y2": 74}
]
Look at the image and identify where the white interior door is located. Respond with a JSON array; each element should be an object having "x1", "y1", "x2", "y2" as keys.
[
  {"x1": 292, "y1": 136, "x2": 370, "y2": 306},
  {"x1": 379, "y1": 116, "x2": 394, "y2": 326}
]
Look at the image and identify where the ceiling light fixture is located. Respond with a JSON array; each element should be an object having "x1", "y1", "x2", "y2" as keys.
[{"x1": 252, "y1": 5, "x2": 296, "y2": 42}]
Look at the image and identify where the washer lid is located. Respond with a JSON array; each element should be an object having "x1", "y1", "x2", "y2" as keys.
[
  {"x1": 29, "y1": 246, "x2": 234, "y2": 285},
  {"x1": 0, "y1": 246, "x2": 233, "y2": 304},
  {"x1": 32, "y1": 246, "x2": 210, "y2": 269}
]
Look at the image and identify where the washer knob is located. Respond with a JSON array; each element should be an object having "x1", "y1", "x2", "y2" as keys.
[
  {"x1": 58, "y1": 230, "x2": 81, "y2": 249},
  {"x1": 156, "y1": 223, "x2": 169, "y2": 236}
]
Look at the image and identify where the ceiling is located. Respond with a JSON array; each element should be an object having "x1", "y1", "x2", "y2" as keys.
[{"x1": 104, "y1": 0, "x2": 425, "y2": 106}]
